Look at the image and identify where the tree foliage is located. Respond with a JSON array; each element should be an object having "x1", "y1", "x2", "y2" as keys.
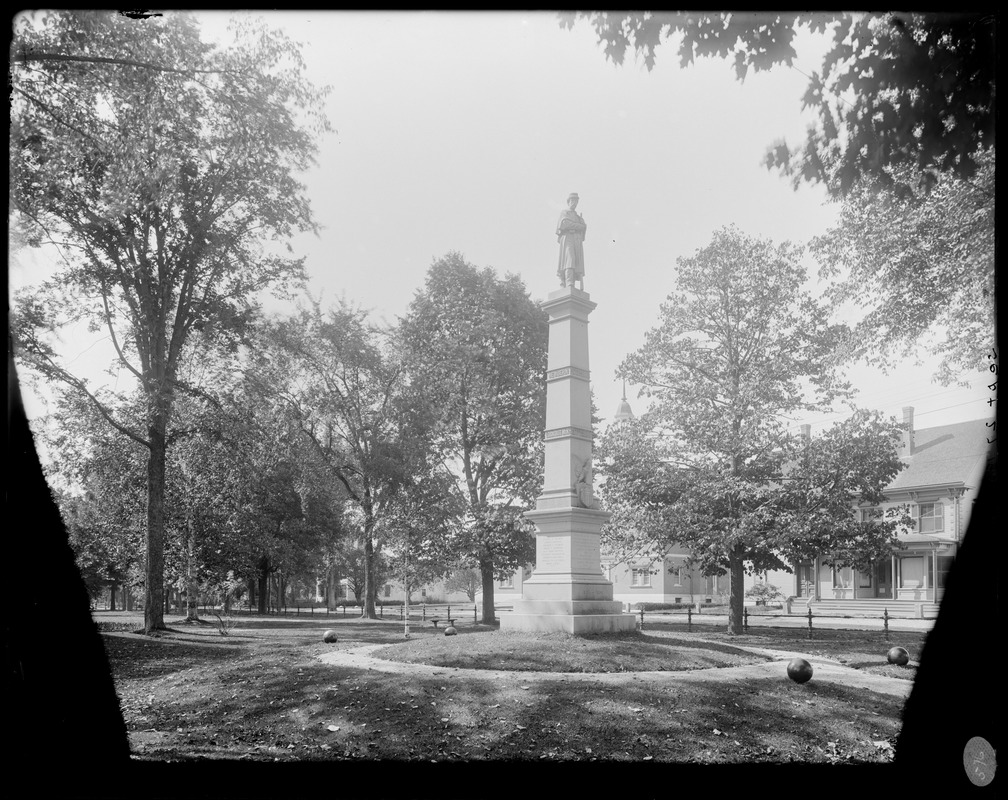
[
  {"x1": 444, "y1": 568, "x2": 482, "y2": 603},
  {"x1": 400, "y1": 254, "x2": 546, "y2": 623},
  {"x1": 602, "y1": 226, "x2": 906, "y2": 634},
  {"x1": 561, "y1": 11, "x2": 995, "y2": 198},
  {"x1": 10, "y1": 10, "x2": 330, "y2": 631},
  {"x1": 811, "y1": 148, "x2": 995, "y2": 385},
  {"x1": 256, "y1": 300, "x2": 435, "y2": 619}
]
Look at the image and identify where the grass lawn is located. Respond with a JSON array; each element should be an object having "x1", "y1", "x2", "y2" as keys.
[{"x1": 97, "y1": 613, "x2": 923, "y2": 764}]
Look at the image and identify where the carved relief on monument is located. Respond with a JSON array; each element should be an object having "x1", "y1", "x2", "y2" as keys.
[{"x1": 571, "y1": 455, "x2": 597, "y2": 509}]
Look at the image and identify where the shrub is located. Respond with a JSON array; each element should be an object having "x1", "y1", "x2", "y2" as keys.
[
  {"x1": 634, "y1": 602, "x2": 695, "y2": 611},
  {"x1": 745, "y1": 582, "x2": 784, "y2": 604}
]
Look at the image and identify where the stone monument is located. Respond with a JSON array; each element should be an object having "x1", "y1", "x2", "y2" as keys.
[{"x1": 500, "y1": 195, "x2": 637, "y2": 634}]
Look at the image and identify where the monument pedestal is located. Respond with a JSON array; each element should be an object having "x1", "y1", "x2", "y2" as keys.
[{"x1": 499, "y1": 284, "x2": 636, "y2": 635}]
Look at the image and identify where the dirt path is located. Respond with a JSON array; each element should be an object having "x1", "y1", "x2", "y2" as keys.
[{"x1": 317, "y1": 640, "x2": 914, "y2": 699}]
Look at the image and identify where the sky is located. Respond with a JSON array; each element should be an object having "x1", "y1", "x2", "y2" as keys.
[{"x1": 9, "y1": 10, "x2": 994, "y2": 440}]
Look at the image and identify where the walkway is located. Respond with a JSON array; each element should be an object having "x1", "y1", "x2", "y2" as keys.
[{"x1": 317, "y1": 639, "x2": 914, "y2": 699}]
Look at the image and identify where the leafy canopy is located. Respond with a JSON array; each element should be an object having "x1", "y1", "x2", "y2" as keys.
[
  {"x1": 602, "y1": 226, "x2": 906, "y2": 632},
  {"x1": 10, "y1": 10, "x2": 330, "y2": 630},
  {"x1": 561, "y1": 11, "x2": 995, "y2": 198},
  {"x1": 811, "y1": 147, "x2": 995, "y2": 385}
]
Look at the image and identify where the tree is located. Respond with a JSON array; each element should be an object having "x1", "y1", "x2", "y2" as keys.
[
  {"x1": 602, "y1": 225, "x2": 907, "y2": 634},
  {"x1": 444, "y1": 568, "x2": 482, "y2": 603},
  {"x1": 400, "y1": 254, "x2": 547, "y2": 624},
  {"x1": 384, "y1": 468, "x2": 465, "y2": 608},
  {"x1": 10, "y1": 11, "x2": 330, "y2": 632},
  {"x1": 561, "y1": 11, "x2": 995, "y2": 197},
  {"x1": 257, "y1": 301, "x2": 431, "y2": 619},
  {"x1": 811, "y1": 147, "x2": 995, "y2": 385},
  {"x1": 41, "y1": 389, "x2": 150, "y2": 610}
]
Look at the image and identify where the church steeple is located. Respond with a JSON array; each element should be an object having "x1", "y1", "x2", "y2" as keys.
[{"x1": 614, "y1": 380, "x2": 634, "y2": 422}]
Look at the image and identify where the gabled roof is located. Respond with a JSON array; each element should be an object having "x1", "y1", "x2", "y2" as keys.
[{"x1": 888, "y1": 418, "x2": 993, "y2": 492}]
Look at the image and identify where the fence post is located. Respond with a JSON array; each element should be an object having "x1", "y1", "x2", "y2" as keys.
[
  {"x1": 423, "y1": 604, "x2": 426, "y2": 621},
  {"x1": 640, "y1": 607, "x2": 645, "y2": 628},
  {"x1": 342, "y1": 604, "x2": 345, "y2": 618},
  {"x1": 474, "y1": 604, "x2": 477, "y2": 624},
  {"x1": 687, "y1": 606, "x2": 692, "y2": 632},
  {"x1": 883, "y1": 607, "x2": 890, "y2": 641},
  {"x1": 447, "y1": 604, "x2": 451, "y2": 621},
  {"x1": 743, "y1": 606, "x2": 749, "y2": 634},
  {"x1": 380, "y1": 604, "x2": 384, "y2": 618},
  {"x1": 807, "y1": 607, "x2": 813, "y2": 640}
]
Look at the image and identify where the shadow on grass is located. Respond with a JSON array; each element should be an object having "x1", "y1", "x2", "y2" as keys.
[
  {"x1": 103, "y1": 632, "x2": 246, "y2": 680},
  {"x1": 125, "y1": 651, "x2": 905, "y2": 763}
]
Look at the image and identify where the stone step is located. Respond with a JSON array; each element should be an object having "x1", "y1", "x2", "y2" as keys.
[{"x1": 801, "y1": 599, "x2": 940, "y2": 619}]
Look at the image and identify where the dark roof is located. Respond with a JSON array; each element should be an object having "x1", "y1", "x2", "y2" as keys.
[{"x1": 888, "y1": 418, "x2": 993, "y2": 492}]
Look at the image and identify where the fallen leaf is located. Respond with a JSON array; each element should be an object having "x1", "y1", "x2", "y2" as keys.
[
  {"x1": 643, "y1": 755, "x2": 653, "y2": 761},
  {"x1": 713, "y1": 729, "x2": 722, "y2": 736},
  {"x1": 326, "y1": 725, "x2": 339, "y2": 732}
]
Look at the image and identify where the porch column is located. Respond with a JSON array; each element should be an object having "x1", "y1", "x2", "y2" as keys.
[
  {"x1": 932, "y1": 547, "x2": 938, "y2": 601},
  {"x1": 891, "y1": 555, "x2": 897, "y2": 600}
]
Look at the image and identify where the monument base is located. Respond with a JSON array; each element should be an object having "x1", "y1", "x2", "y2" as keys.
[
  {"x1": 498, "y1": 506, "x2": 637, "y2": 635},
  {"x1": 499, "y1": 605, "x2": 638, "y2": 634}
]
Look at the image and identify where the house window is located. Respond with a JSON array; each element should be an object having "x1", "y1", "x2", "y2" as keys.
[
  {"x1": 630, "y1": 568, "x2": 651, "y2": 587},
  {"x1": 383, "y1": 584, "x2": 392, "y2": 598},
  {"x1": 498, "y1": 575, "x2": 514, "y2": 589},
  {"x1": 918, "y1": 503, "x2": 944, "y2": 533},
  {"x1": 421, "y1": 587, "x2": 427, "y2": 598},
  {"x1": 936, "y1": 555, "x2": 954, "y2": 588},
  {"x1": 832, "y1": 566, "x2": 852, "y2": 588},
  {"x1": 860, "y1": 507, "x2": 881, "y2": 523},
  {"x1": 672, "y1": 566, "x2": 685, "y2": 586},
  {"x1": 858, "y1": 568, "x2": 872, "y2": 588},
  {"x1": 899, "y1": 557, "x2": 924, "y2": 589}
]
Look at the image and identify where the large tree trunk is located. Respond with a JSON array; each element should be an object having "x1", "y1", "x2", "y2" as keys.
[
  {"x1": 479, "y1": 559, "x2": 496, "y2": 625},
  {"x1": 108, "y1": 582, "x2": 117, "y2": 611},
  {"x1": 247, "y1": 577, "x2": 256, "y2": 610},
  {"x1": 362, "y1": 533, "x2": 377, "y2": 619},
  {"x1": 257, "y1": 558, "x2": 269, "y2": 614},
  {"x1": 327, "y1": 563, "x2": 338, "y2": 610},
  {"x1": 727, "y1": 544, "x2": 745, "y2": 635},
  {"x1": 143, "y1": 416, "x2": 168, "y2": 633},
  {"x1": 185, "y1": 523, "x2": 200, "y2": 622}
]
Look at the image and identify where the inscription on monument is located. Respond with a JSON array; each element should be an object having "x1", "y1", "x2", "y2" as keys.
[
  {"x1": 537, "y1": 536, "x2": 569, "y2": 572},
  {"x1": 546, "y1": 366, "x2": 591, "y2": 382},
  {"x1": 545, "y1": 426, "x2": 593, "y2": 442}
]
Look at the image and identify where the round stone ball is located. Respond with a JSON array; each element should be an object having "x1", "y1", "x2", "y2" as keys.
[
  {"x1": 323, "y1": 630, "x2": 338, "y2": 643},
  {"x1": 444, "y1": 626, "x2": 457, "y2": 636},
  {"x1": 787, "y1": 657, "x2": 813, "y2": 684},
  {"x1": 887, "y1": 646, "x2": 910, "y2": 666}
]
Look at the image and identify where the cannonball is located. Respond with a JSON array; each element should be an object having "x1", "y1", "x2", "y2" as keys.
[
  {"x1": 444, "y1": 626, "x2": 457, "y2": 636},
  {"x1": 887, "y1": 646, "x2": 909, "y2": 666},
  {"x1": 787, "y1": 657, "x2": 813, "y2": 684},
  {"x1": 322, "y1": 629, "x2": 338, "y2": 643}
]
